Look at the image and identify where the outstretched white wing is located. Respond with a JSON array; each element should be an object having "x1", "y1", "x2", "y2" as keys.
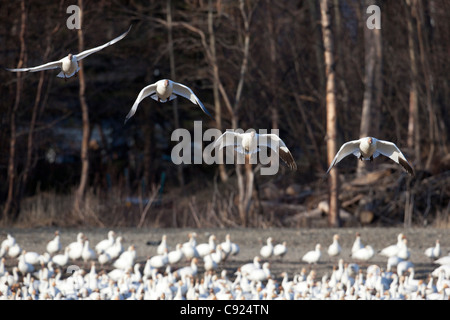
[
  {"x1": 213, "y1": 131, "x2": 243, "y2": 150},
  {"x1": 326, "y1": 139, "x2": 362, "y2": 174},
  {"x1": 376, "y1": 140, "x2": 414, "y2": 175},
  {"x1": 6, "y1": 59, "x2": 63, "y2": 73},
  {"x1": 257, "y1": 134, "x2": 297, "y2": 170},
  {"x1": 75, "y1": 25, "x2": 132, "y2": 61},
  {"x1": 124, "y1": 83, "x2": 157, "y2": 123},
  {"x1": 172, "y1": 82, "x2": 212, "y2": 118}
]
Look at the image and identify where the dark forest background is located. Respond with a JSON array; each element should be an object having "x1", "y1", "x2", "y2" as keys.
[{"x1": 0, "y1": 0, "x2": 448, "y2": 228}]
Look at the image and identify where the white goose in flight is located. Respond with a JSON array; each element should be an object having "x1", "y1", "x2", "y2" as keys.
[
  {"x1": 6, "y1": 25, "x2": 132, "y2": 80},
  {"x1": 213, "y1": 130, "x2": 297, "y2": 170},
  {"x1": 124, "y1": 79, "x2": 212, "y2": 123},
  {"x1": 326, "y1": 137, "x2": 414, "y2": 175}
]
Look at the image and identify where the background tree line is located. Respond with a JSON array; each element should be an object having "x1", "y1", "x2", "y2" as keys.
[{"x1": 0, "y1": 0, "x2": 448, "y2": 228}]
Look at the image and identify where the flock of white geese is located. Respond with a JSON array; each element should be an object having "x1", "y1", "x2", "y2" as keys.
[{"x1": 0, "y1": 230, "x2": 448, "y2": 300}]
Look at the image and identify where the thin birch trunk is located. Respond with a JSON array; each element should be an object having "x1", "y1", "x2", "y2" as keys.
[{"x1": 320, "y1": 0, "x2": 340, "y2": 227}]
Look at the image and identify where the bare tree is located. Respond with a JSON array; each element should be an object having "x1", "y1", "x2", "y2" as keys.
[
  {"x1": 320, "y1": 0, "x2": 340, "y2": 227},
  {"x1": 406, "y1": 0, "x2": 421, "y2": 169},
  {"x1": 73, "y1": 0, "x2": 90, "y2": 216},
  {"x1": 357, "y1": 0, "x2": 382, "y2": 176},
  {"x1": 3, "y1": 0, "x2": 27, "y2": 222},
  {"x1": 208, "y1": 0, "x2": 228, "y2": 182},
  {"x1": 167, "y1": 0, "x2": 184, "y2": 187}
]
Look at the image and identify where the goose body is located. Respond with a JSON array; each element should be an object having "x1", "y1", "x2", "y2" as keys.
[
  {"x1": 6, "y1": 26, "x2": 132, "y2": 79},
  {"x1": 124, "y1": 79, "x2": 212, "y2": 123},
  {"x1": 213, "y1": 130, "x2": 297, "y2": 170},
  {"x1": 302, "y1": 244, "x2": 322, "y2": 264},
  {"x1": 326, "y1": 137, "x2": 414, "y2": 175}
]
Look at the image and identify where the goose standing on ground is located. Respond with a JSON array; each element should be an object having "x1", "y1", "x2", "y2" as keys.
[
  {"x1": 260, "y1": 237, "x2": 274, "y2": 259},
  {"x1": 302, "y1": 244, "x2": 322, "y2": 264},
  {"x1": 82, "y1": 239, "x2": 97, "y2": 264},
  {"x1": 6, "y1": 26, "x2": 132, "y2": 80},
  {"x1": 46, "y1": 231, "x2": 62, "y2": 255},
  {"x1": 18, "y1": 252, "x2": 35, "y2": 275},
  {"x1": 182, "y1": 233, "x2": 199, "y2": 261},
  {"x1": 274, "y1": 241, "x2": 288, "y2": 259},
  {"x1": 168, "y1": 244, "x2": 185, "y2": 265},
  {"x1": 7, "y1": 242, "x2": 22, "y2": 258},
  {"x1": 327, "y1": 234, "x2": 342, "y2": 258},
  {"x1": 240, "y1": 256, "x2": 262, "y2": 276},
  {"x1": 424, "y1": 240, "x2": 441, "y2": 261},
  {"x1": 1, "y1": 234, "x2": 16, "y2": 251},
  {"x1": 351, "y1": 232, "x2": 365, "y2": 256},
  {"x1": 105, "y1": 236, "x2": 124, "y2": 260},
  {"x1": 52, "y1": 247, "x2": 70, "y2": 268},
  {"x1": 124, "y1": 79, "x2": 212, "y2": 123},
  {"x1": 95, "y1": 231, "x2": 115, "y2": 255},
  {"x1": 157, "y1": 235, "x2": 170, "y2": 256},
  {"x1": 220, "y1": 234, "x2": 240, "y2": 260},
  {"x1": 326, "y1": 137, "x2": 414, "y2": 175},
  {"x1": 213, "y1": 130, "x2": 297, "y2": 171},
  {"x1": 173, "y1": 258, "x2": 199, "y2": 279},
  {"x1": 352, "y1": 245, "x2": 375, "y2": 262},
  {"x1": 379, "y1": 233, "x2": 405, "y2": 258},
  {"x1": 68, "y1": 232, "x2": 85, "y2": 261},
  {"x1": 196, "y1": 235, "x2": 217, "y2": 258}
]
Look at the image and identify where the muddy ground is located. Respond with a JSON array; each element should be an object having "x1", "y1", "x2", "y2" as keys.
[{"x1": 2, "y1": 226, "x2": 449, "y2": 283}]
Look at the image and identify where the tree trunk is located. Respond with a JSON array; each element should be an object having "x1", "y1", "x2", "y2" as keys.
[
  {"x1": 320, "y1": 0, "x2": 340, "y2": 227},
  {"x1": 167, "y1": 0, "x2": 184, "y2": 187},
  {"x1": 308, "y1": 0, "x2": 325, "y2": 97},
  {"x1": 357, "y1": 0, "x2": 382, "y2": 176},
  {"x1": 208, "y1": 0, "x2": 228, "y2": 182},
  {"x1": 74, "y1": 0, "x2": 90, "y2": 217},
  {"x1": 406, "y1": 0, "x2": 421, "y2": 170},
  {"x1": 3, "y1": 0, "x2": 27, "y2": 222}
]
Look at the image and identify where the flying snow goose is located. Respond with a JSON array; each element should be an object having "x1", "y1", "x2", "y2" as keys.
[
  {"x1": 95, "y1": 230, "x2": 115, "y2": 255},
  {"x1": 302, "y1": 244, "x2": 322, "y2": 264},
  {"x1": 424, "y1": 240, "x2": 441, "y2": 261},
  {"x1": 6, "y1": 26, "x2": 132, "y2": 79},
  {"x1": 327, "y1": 234, "x2": 342, "y2": 258},
  {"x1": 326, "y1": 137, "x2": 414, "y2": 175},
  {"x1": 213, "y1": 130, "x2": 297, "y2": 170},
  {"x1": 46, "y1": 231, "x2": 62, "y2": 255},
  {"x1": 260, "y1": 237, "x2": 274, "y2": 259},
  {"x1": 124, "y1": 79, "x2": 212, "y2": 123}
]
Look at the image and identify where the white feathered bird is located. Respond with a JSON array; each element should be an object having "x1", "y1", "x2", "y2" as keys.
[
  {"x1": 213, "y1": 130, "x2": 297, "y2": 170},
  {"x1": 326, "y1": 137, "x2": 414, "y2": 175},
  {"x1": 6, "y1": 26, "x2": 132, "y2": 80},
  {"x1": 124, "y1": 79, "x2": 212, "y2": 123}
]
